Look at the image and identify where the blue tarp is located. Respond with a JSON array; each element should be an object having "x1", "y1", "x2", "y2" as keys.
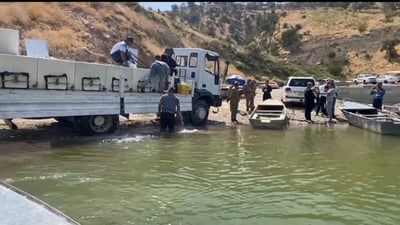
[{"x1": 226, "y1": 75, "x2": 246, "y2": 86}]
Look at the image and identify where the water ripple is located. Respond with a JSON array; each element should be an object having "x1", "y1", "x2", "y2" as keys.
[{"x1": 1, "y1": 128, "x2": 400, "y2": 225}]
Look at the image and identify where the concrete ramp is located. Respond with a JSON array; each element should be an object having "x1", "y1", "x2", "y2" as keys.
[
  {"x1": 339, "y1": 85, "x2": 400, "y2": 105},
  {"x1": 0, "y1": 181, "x2": 80, "y2": 225}
]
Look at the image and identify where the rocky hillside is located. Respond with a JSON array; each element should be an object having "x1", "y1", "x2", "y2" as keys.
[
  {"x1": 172, "y1": 2, "x2": 400, "y2": 79},
  {"x1": 1, "y1": 2, "x2": 400, "y2": 82},
  {"x1": 277, "y1": 9, "x2": 400, "y2": 76}
]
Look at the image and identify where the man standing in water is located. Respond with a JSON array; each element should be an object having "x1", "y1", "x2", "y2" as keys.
[
  {"x1": 227, "y1": 81, "x2": 240, "y2": 123},
  {"x1": 369, "y1": 82, "x2": 386, "y2": 110},
  {"x1": 158, "y1": 87, "x2": 182, "y2": 133}
]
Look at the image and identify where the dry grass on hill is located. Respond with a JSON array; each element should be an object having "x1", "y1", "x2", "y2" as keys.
[
  {"x1": 2, "y1": 2, "x2": 400, "y2": 78},
  {"x1": 276, "y1": 9, "x2": 400, "y2": 77}
]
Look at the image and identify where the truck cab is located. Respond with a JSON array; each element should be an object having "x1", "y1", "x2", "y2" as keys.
[{"x1": 172, "y1": 48, "x2": 223, "y2": 125}]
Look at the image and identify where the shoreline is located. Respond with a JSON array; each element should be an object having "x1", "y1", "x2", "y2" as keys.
[{"x1": 0, "y1": 88, "x2": 347, "y2": 140}]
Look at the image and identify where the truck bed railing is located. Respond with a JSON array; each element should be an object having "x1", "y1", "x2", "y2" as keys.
[{"x1": 0, "y1": 71, "x2": 30, "y2": 89}]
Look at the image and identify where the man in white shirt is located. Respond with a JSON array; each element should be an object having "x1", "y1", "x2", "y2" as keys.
[
  {"x1": 110, "y1": 37, "x2": 133, "y2": 67},
  {"x1": 331, "y1": 79, "x2": 339, "y2": 119},
  {"x1": 316, "y1": 79, "x2": 327, "y2": 116}
]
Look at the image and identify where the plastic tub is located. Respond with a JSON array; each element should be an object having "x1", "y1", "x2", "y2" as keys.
[{"x1": 0, "y1": 29, "x2": 19, "y2": 55}]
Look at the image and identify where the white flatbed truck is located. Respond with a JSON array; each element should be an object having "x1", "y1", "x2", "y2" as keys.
[{"x1": 0, "y1": 46, "x2": 225, "y2": 135}]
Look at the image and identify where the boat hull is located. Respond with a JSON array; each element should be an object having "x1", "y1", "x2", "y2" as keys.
[
  {"x1": 248, "y1": 99, "x2": 290, "y2": 129},
  {"x1": 341, "y1": 109, "x2": 400, "y2": 135},
  {"x1": 249, "y1": 116, "x2": 289, "y2": 129}
]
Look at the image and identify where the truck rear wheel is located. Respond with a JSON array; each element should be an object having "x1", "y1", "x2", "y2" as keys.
[
  {"x1": 75, "y1": 115, "x2": 119, "y2": 136},
  {"x1": 189, "y1": 100, "x2": 209, "y2": 126}
]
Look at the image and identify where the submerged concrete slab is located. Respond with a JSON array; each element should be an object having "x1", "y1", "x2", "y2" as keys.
[{"x1": 0, "y1": 181, "x2": 80, "y2": 225}]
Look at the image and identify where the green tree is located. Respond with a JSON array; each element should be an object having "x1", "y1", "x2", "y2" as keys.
[
  {"x1": 381, "y1": 39, "x2": 399, "y2": 61},
  {"x1": 327, "y1": 60, "x2": 344, "y2": 77},
  {"x1": 281, "y1": 27, "x2": 302, "y2": 52}
]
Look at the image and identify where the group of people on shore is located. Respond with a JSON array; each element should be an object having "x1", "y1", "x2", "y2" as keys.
[
  {"x1": 227, "y1": 79, "x2": 273, "y2": 123},
  {"x1": 304, "y1": 79, "x2": 339, "y2": 124},
  {"x1": 109, "y1": 38, "x2": 386, "y2": 131},
  {"x1": 305, "y1": 79, "x2": 387, "y2": 124}
]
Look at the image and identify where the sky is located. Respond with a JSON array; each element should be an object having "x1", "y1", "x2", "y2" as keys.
[{"x1": 139, "y1": 2, "x2": 184, "y2": 11}]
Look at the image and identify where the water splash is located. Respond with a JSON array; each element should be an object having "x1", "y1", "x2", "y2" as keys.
[
  {"x1": 178, "y1": 129, "x2": 199, "y2": 133},
  {"x1": 110, "y1": 135, "x2": 156, "y2": 144}
]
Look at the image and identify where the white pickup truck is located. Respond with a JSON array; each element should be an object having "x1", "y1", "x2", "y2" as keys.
[{"x1": 353, "y1": 74, "x2": 377, "y2": 84}]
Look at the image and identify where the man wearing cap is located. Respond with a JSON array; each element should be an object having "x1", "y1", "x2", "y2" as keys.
[
  {"x1": 158, "y1": 87, "x2": 182, "y2": 133},
  {"x1": 163, "y1": 48, "x2": 178, "y2": 76},
  {"x1": 110, "y1": 37, "x2": 134, "y2": 67}
]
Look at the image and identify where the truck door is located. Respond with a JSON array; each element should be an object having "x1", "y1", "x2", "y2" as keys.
[
  {"x1": 187, "y1": 52, "x2": 199, "y2": 87},
  {"x1": 202, "y1": 52, "x2": 220, "y2": 96}
]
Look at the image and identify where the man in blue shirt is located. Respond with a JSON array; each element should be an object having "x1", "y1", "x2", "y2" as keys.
[
  {"x1": 110, "y1": 37, "x2": 134, "y2": 66},
  {"x1": 369, "y1": 82, "x2": 386, "y2": 110}
]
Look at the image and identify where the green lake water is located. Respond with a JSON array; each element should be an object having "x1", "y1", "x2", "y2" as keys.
[{"x1": 0, "y1": 124, "x2": 399, "y2": 225}]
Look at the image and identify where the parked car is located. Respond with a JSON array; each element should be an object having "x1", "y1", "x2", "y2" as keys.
[
  {"x1": 376, "y1": 74, "x2": 398, "y2": 84},
  {"x1": 322, "y1": 78, "x2": 341, "y2": 84},
  {"x1": 383, "y1": 71, "x2": 400, "y2": 83},
  {"x1": 281, "y1": 76, "x2": 316, "y2": 105},
  {"x1": 353, "y1": 74, "x2": 377, "y2": 84}
]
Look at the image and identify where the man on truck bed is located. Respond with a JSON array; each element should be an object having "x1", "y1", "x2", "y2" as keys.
[
  {"x1": 141, "y1": 55, "x2": 170, "y2": 93},
  {"x1": 109, "y1": 37, "x2": 134, "y2": 67},
  {"x1": 162, "y1": 48, "x2": 178, "y2": 76}
]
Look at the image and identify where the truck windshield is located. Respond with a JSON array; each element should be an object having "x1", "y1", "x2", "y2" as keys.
[{"x1": 205, "y1": 53, "x2": 219, "y2": 76}]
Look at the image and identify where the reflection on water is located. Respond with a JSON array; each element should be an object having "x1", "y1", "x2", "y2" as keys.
[{"x1": 1, "y1": 125, "x2": 400, "y2": 225}]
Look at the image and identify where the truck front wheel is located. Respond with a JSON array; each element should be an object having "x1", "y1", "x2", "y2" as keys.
[
  {"x1": 189, "y1": 100, "x2": 209, "y2": 126},
  {"x1": 75, "y1": 115, "x2": 119, "y2": 136}
]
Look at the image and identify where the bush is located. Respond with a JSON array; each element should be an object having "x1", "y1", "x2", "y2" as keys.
[
  {"x1": 295, "y1": 24, "x2": 302, "y2": 30},
  {"x1": 357, "y1": 21, "x2": 367, "y2": 33},
  {"x1": 302, "y1": 15, "x2": 306, "y2": 19},
  {"x1": 381, "y1": 39, "x2": 399, "y2": 61},
  {"x1": 281, "y1": 27, "x2": 302, "y2": 52},
  {"x1": 327, "y1": 51, "x2": 336, "y2": 59},
  {"x1": 327, "y1": 60, "x2": 344, "y2": 77},
  {"x1": 283, "y1": 22, "x2": 288, "y2": 29}
]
